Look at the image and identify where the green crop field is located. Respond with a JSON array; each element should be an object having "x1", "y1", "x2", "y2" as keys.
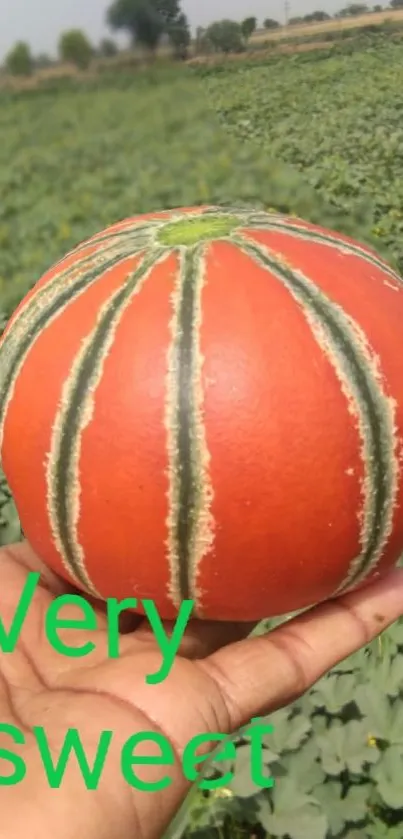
[
  {"x1": 202, "y1": 33, "x2": 403, "y2": 276},
  {"x1": 0, "y1": 69, "x2": 329, "y2": 323},
  {"x1": 1, "y1": 29, "x2": 403, "y2": 839}
]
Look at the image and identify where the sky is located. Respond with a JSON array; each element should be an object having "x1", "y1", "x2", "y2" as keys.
[{"x1": 0, "y1": 0, "x2": 370, "y2": 60}]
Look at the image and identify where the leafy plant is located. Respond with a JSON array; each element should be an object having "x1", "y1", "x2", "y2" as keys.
[
  {"x1": 5, "y1": 41, "x2": 33, "y2": 76},
  {"x1": 203, "y1": 20, "x2": 245, "y2": 54},
  {"x1": 98, "y1": 38, "x2": 119, "y2": 57},
  {"x1": 241, "y1": 17, "x2": 257, "y2": 42},
  {"x1": 58, "y1": 29, "x2": 93, "y2": 70},
  {"x1": 168, "y1": 12, "x2": 191, "y2": 60},
  {"x1": 263, "y1": 18, "x2": 280, "y2": 29},
  {"x1": 106, "y1": 0, "x2": 188, "y2": 55}
]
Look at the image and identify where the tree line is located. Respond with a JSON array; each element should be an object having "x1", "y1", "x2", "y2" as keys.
[
  {"x1": 286, "y1": 0, "x2": 402, "y2": 26},
  {"x1": 3, "y1": 0, "x2": 403, "y2": 77}
]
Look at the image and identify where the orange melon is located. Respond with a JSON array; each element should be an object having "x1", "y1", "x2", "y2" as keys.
[{"x1": 1, "y1": 205, "x2": 403, "y2": 621}]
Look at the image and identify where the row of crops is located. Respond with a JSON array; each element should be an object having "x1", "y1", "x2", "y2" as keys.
[{"x1": 1, "y1": 29, "x2": 403, "y2": 839}]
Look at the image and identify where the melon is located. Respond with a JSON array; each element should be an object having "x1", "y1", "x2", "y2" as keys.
[{"x1": 1, "y1": 204, "x2": 403, "y2": 622}]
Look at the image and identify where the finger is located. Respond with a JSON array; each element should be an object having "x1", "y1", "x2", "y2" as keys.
[{"x1": 200, "y1": 567, "x2": 403, "y2": 731}]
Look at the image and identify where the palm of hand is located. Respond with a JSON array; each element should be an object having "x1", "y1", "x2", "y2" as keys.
[
  {"x1": 1, "y1": 542, "x2": 403, "y2": 839},
  {"x1": 0, "y1": 543, "x2": 253, "y2": 838}
]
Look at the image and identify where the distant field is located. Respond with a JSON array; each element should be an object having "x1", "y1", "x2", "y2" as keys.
[
  {"x1": 250, "y1": 7, "x2": 403, "y2": 41},
  {"x1": 3, "y1": 7, "x2": 403, "y2": 91}
]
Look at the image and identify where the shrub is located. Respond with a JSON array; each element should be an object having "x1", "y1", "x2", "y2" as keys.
[
  {"x1": 59, "y1": 29, "x2": 93, "y2": 70},
  {"x1": 5, "y1": 42, "x2": 33, "y2": 76},
  {"x1": 98, "y1": 37, "x2": 119, "y2": 57},
  {"x1": 241, "y1": 16, "x2": 257, "y2": 41},
  {"x1": 204, "y1": 20, "x2": 245, "y2": 54},
  {"x1": 263, "y1": 17, "x2": 280, "y2": 29}
]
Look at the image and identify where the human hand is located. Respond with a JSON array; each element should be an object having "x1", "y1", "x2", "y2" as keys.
[{"x1": 1, "y1": 541, "x2": 403, "y2": 839}]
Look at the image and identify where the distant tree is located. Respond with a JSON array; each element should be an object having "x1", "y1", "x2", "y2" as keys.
[
  {"x1": 149, "y1": 0, "x2": 181, "y2": 25},
  {"x1": 59, "y1": 29, "x2": 93, "y2": 69},
  {"x1": 372, "y1": 3, "x2": 382, "y2": 8},
  {"x1": 195, "y1": 25, "x2": 205, "y2": 50},
  {"x1": 99, "y1": 37, "x2": 119, "y2": 57},
  {"x1": 241, "y1": 16, "x2": 257, "y2": 40},
  {"x1": 350, "y1": 2, "x2": 369, "y2": 12},
  {"x1": 390, "y1": 0, "x2": 403, "y2": 7},
  {"x1": 108, "y1": 0, "x2": 163, "y2": 52},
  {"x1": 168, "y1": 11, "x2": 190, "y2": 58},
  {"x1": 304, "y1": 10, "x2": 331, "y2": 21},
  {"x1": 263, "y1": 17, "x2": 280, "y2": 28},
  {"x1": 107, "y1": 0, "x2": 184, "y2": 53},
  {"x1": 337, "y1": 2, "x2": 369, "y2": 14},
  {"x1": 289, "y1": 15, "x2": 304, "y2": 23},
  {"x1": 204, "y1": 19, "x2": 245, "y2": 53},
  {"x1": 5, "y1": 41, "x2": 33, "y2": 76},
  {"x1": 194, "y1": 25, "x2": 213, "y2": 54}
]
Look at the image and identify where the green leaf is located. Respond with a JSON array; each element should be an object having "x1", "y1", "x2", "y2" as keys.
[
  {"x1": 310, "y1": 715, "x2": 330, "y2": 737},
  {"x1": 354, "y1": 686, "x2": 392, "y2": 738},
  {"x1": 309, "y1": 672, "x2": 359, "y2": 713},
  {"x1": 366, "y1": 821, "x2": 403, "y2": 839},
  {"x1": 316, "y1": 720, "x2": 380, "y2": 775},
  {"x1": 260, "y1": 709, "x2": 311, "y2": 754},
  {"x1": 282, "y1": 739, "x2": 325, "y2": 793},
  {"x1": 364, "y1": 651, "x2": 403, "y2": 699},
  {"x1": 346, "y1": 832, "x2": 374, "y2": 839},
  {"x1": 0, "y1": 469, "x2": 21, "y2": 547},
  {"x1": 313, "y1": 780, "x2": 370, "y2": 834},
  {"x1": 330, "y1": 647, "x2": 369, "y2": 675},
  {"x1": 229, "y1": 744, "x2": 269, "y2": 798},
  {"x1": 356, "y1": 688, "x2": 403, "y2": 745},
  {"x1": 257, "y1": 778, "x2": 328, "y2": 839},
  {"x1": 372, "y1": 745, "x2": 403, "y2": 809},
  {"x1": 385, "y1": 617, "x2": 403, "y2": 647}
]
